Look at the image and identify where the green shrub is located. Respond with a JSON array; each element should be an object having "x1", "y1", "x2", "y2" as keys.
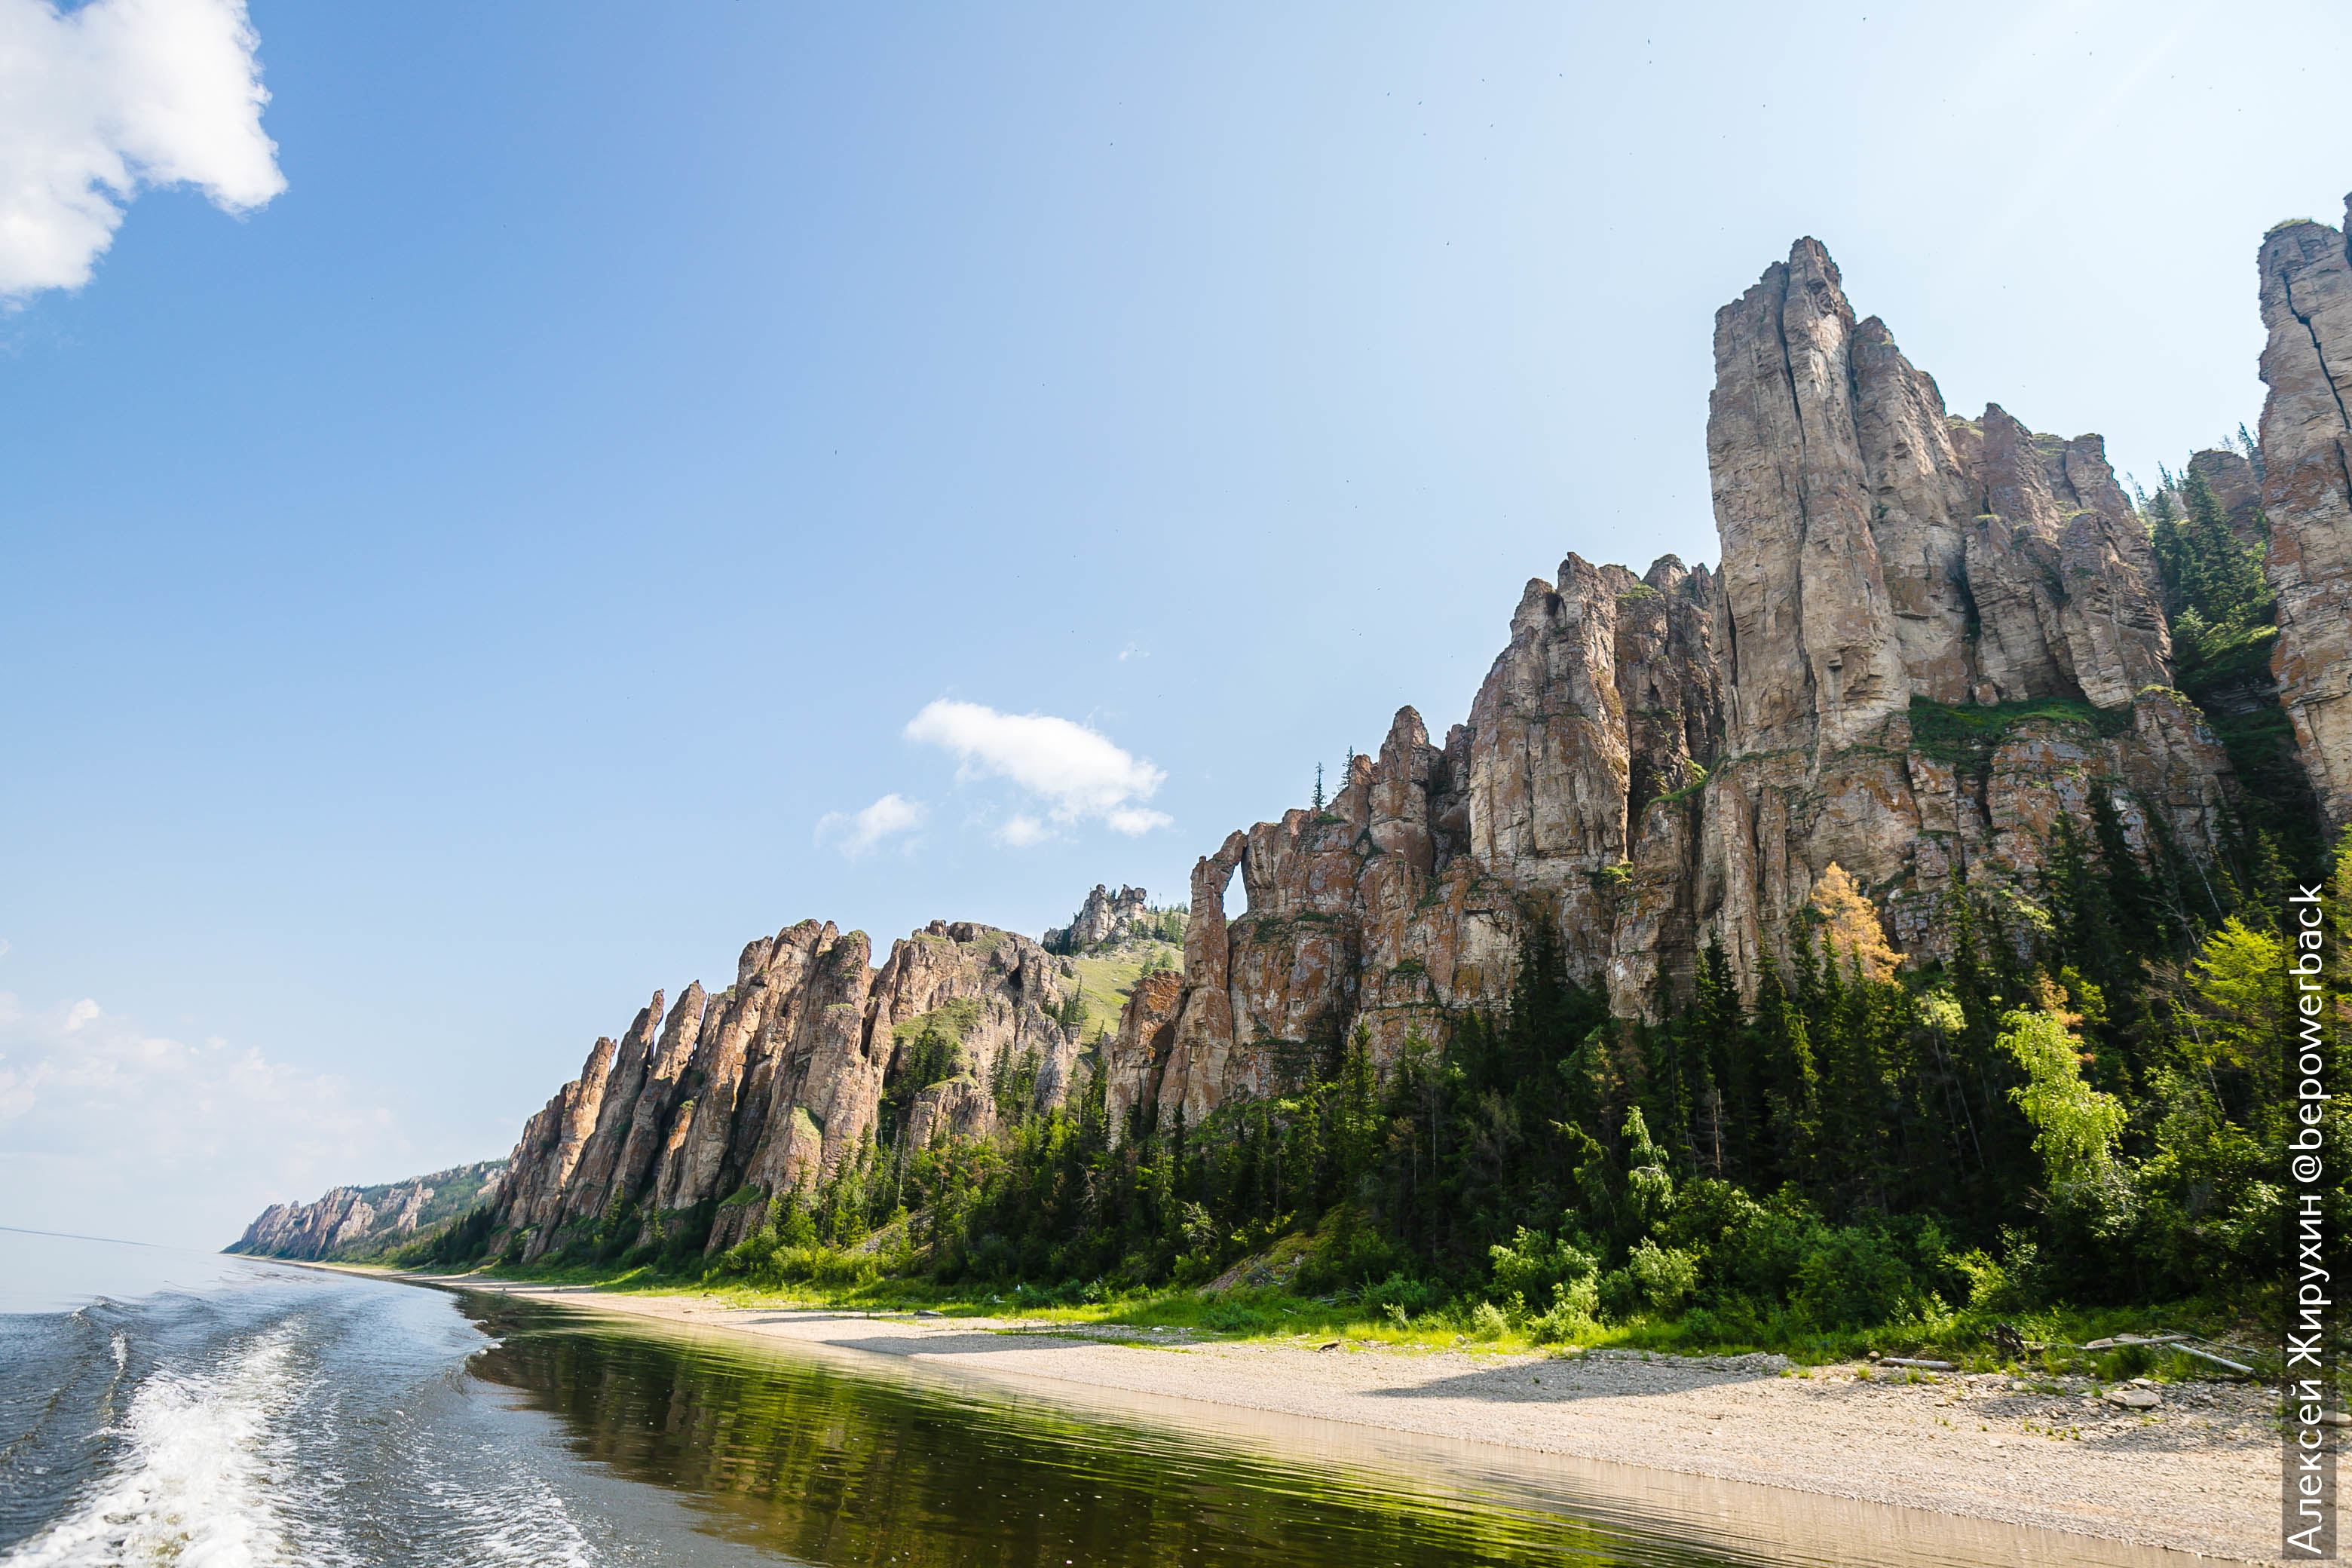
[
  {"x1": 715, "y1": 1236, "x2": 880, "y2": 1291},
  {"x1": 1790, "y1": 1228, "x2": 1919, "y2": 1328},
  {"x1": 1467, "y1": 1301, "x2": 1508, "y2": 1340},
  {"x1": 1950, "y1": 1230, "x2": 2045, "y2": 1314},
  {"x1": 1530, "y1": 1276, "x2": 1600, "y2": 1343},
  {"x1": 1628, "y1": 1239, "x2": 1701, "y2": 1312},
  {"x1": 1487, "y1": 1227, "x2": 1599, "y2": 1300},
  {"x1": 1201, "y1": 1300, "x2": 1271, "y2": 1333},
  {"x1": 1688, "y1": 1187, "x2": 1819, "y2": 1300},
  {"x1": 1597, "y1": 1267, "x2": 1643, "y2": 1322},
  {"x1": 1362, "y1": 1271, "x2": 1444, "y2": 1318}
]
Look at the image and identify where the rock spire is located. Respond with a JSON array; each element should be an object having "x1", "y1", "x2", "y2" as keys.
[{"x1": 2258, "y1": 198, "x2": 2352, "y2": 830}]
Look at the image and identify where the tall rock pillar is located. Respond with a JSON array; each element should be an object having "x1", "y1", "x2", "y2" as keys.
[{"x1": 2259, "y1": 199, "x2": 2352, "y2": 831}]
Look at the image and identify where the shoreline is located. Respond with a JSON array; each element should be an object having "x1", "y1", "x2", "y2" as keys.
[{"x1": 305, "y1": 1264, "x2": 2279, "y2": 1563}]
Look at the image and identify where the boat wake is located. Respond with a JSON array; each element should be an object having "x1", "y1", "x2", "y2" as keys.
[{"x1": 5, "y1": 1322, "x2": 302, "y2": 1566}]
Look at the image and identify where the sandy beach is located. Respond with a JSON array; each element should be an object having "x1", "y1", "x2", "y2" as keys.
[{"x1": 380, "y1": 1271, "x2": 2280, "y2": 1563}]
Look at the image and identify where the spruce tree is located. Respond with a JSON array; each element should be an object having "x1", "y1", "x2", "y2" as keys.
[
  {"x1": 1749, "y1": 960, "x2": 1819, "y2": 1190},
  {"x1": 2089, "y1": 789, "x2": 2164, "y2": 960},
  {"x1": 2179, "y1": 464, "x2": 2272, "y2": 632},
  {"x1": 1692, "y1": 941, "x2": 1752, "y2": 1181}
]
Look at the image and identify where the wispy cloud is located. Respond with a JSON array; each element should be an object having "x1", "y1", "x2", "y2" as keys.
[
  {"x1": 994, "y1": 813, "x2": 1050, "y2": 848},
  {"x1": 0, "y1": 0, "x2": 285, "y2": 300},
  {"x1": 0, "y1": 991, "x2": 404, "y2": 1246},
  {"x1": 905, "y1": 699, "x2": 1171, "y2": 840},
  {"x1": 815, "y1": 792, "x2": 927, "y2": 859}
]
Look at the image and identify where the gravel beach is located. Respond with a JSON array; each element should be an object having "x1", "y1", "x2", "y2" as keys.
[{"x1": 409, "y1": 1274, "x2": 2280, "y2": 1563}]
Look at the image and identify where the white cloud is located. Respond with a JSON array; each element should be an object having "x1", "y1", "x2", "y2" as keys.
[
  {"x1": 815, "y1": 792, "x2": 927, "y2": 859},
  {"x1": 905, "y1": 698, "x2": 1171, "y2": 839},
  {"x1": 994, "y1": 813, "x2": 1051, "y2": 848},
  {"x1": 0, "y1": 0, "x2": 284, "y2": 300},
  {"x1": 0, "y1": 991, "x2": 406, "y2": 1246}
]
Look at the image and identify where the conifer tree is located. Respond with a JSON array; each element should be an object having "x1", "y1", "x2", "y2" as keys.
[
  {"x1": 2088, "y1": 789, "x2": 2165, "y2": 960},
  {"x1": 1749, "y1": 960, "x2": 1818, "y2": 1188},
  {"x1": 1690, "y1": 941, "x2": 1750, "y2": 1180},
  {"x1": 2181, "y1": 465, "x2": 2272, "y2": 627}
]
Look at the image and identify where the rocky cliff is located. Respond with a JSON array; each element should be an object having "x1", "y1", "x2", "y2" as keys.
[
  {"x1": 486, "y1": 920, "x2": 1087, "y2": 1260},
  {"x1": 2258, "y1": 200, "x2": 2352, "y2": 831},
  {"x1": 1103, "y1": 234, "x2": 2252, "y2": 1138},
  {"x1": 228, "y1": 1159, "x2": 507, "y2": 1260},
  {"x1": 1044, "y1": 884, "x2": 1151, "y2": 951},
  {"x1": 291, "y1": 209, "x2": 2341, "y2": 1257}
]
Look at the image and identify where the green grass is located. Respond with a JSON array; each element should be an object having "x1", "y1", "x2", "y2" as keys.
[
  {"x1": 1064, "y1": 945, "x2": 1178, "y2": 1036},
  {"x1": 1650, "y1": 767, "x2": 1709, "y2": 810},
  {"x1": 423, "y1": 1251, "x2": 2273, "y2": 1381},
  {"x1": 890, "y1": 996, "x2": 985, "y2": 1054},
  {"x1": 1906, "y1": 694, "x2": 2132, "y2": 767}
]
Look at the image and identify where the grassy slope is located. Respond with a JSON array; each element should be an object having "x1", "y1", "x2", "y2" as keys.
[{"x1": 1064, "y1": 943, "x2": 1179, "y2": 1037}]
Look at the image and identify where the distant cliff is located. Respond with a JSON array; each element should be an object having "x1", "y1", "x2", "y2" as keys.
[
  {"x1": 228, "y1": 1159, "x2": 507, "y2": 1260},
  {"x1": 1043, "y1": 884, "x2": 1172, "y2": 952}
]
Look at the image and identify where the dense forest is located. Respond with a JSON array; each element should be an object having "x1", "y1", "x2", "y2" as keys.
[{"x1": 414, "y1": 459, "x2": 2338, "y2": 1349}]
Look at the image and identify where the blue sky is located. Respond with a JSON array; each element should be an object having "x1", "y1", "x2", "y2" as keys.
[{"x1": 3, "y1": 0, "x2": 2346, "y2": 1245}]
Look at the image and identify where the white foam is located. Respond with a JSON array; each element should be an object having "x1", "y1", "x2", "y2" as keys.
[
  {"x1": 4, "y1": 1325, "x2": 302, "y2": 1566},
  {"x1": 421, "y1": 1445, "x2": 596, "y2": 1566}
]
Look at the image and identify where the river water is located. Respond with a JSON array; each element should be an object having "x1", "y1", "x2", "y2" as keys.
[{"x1": 0, "y1": 1228, "x2": 2191, "y2": 1566}]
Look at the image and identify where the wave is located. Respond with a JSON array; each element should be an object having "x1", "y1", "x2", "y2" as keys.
[{"x1": 4, "y1": 1322, "x2": 303, "y2": 1566}]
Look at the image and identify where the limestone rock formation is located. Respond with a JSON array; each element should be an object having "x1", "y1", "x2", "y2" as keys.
[
  {"x1": 1691, "y1": 242, "x2": 2200, "y2": 989},
  {"x1": 1104, "y1": 235, "x2": 2241, "y2": 1139},
  {"x1": 2258, "y1": 199, "x2": 2352, "y2": 831},
  {"x1": 487, "y1": 918, "x2": 1084, "y2": 1259},
  {"x1": 228, "y1": 1160, "x2": 508, "y2": 1260},
  {"x1": 1044, "y1": 884, "x2": 1150, "y2": 951},
  {"x1": 403, "y1": 213, "x2": 2332, "y2": 1230}
]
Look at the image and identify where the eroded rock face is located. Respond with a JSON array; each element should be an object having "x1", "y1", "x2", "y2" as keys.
[
  {"x1": 469, "y1": 222, "x2": 2301, "y2": 1208},
  {"x1": 228, "y1": 1161, "x2": 509, "y2": 1260},
  {"x1": 1104, "y1": 234, "x2": 2240, "y2": 1138},
  {"x1": 1046, "y1": 884, "x2": 1151, "y2": 951},
  {"x1": 1102, "y1": 967, "x2": 1182, "y2": 1132},
  {"x1": 488, "y1": 919, "x2": 1083, "y2": 1258},
  {"x1": 2258, "y1": 200, "x2": 2352, "y2": 831}
]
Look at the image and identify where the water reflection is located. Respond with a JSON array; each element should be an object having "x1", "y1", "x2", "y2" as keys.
[{"x1": 458, "y1": 1295, "x2": 1750, "y2": 1568}]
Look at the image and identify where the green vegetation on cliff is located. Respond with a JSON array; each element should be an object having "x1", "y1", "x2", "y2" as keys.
[
  {"x1": 409, "y1": 448, "x2": 2332, "y2": 1371},
  {"x1": 417, "y1": 820, "x2": 2338, "y2": 1368}
]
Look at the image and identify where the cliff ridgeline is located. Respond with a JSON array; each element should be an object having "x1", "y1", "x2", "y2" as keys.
[{"x1": 241, "y1": 207, "x2": 2352, "y2": 1343}]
